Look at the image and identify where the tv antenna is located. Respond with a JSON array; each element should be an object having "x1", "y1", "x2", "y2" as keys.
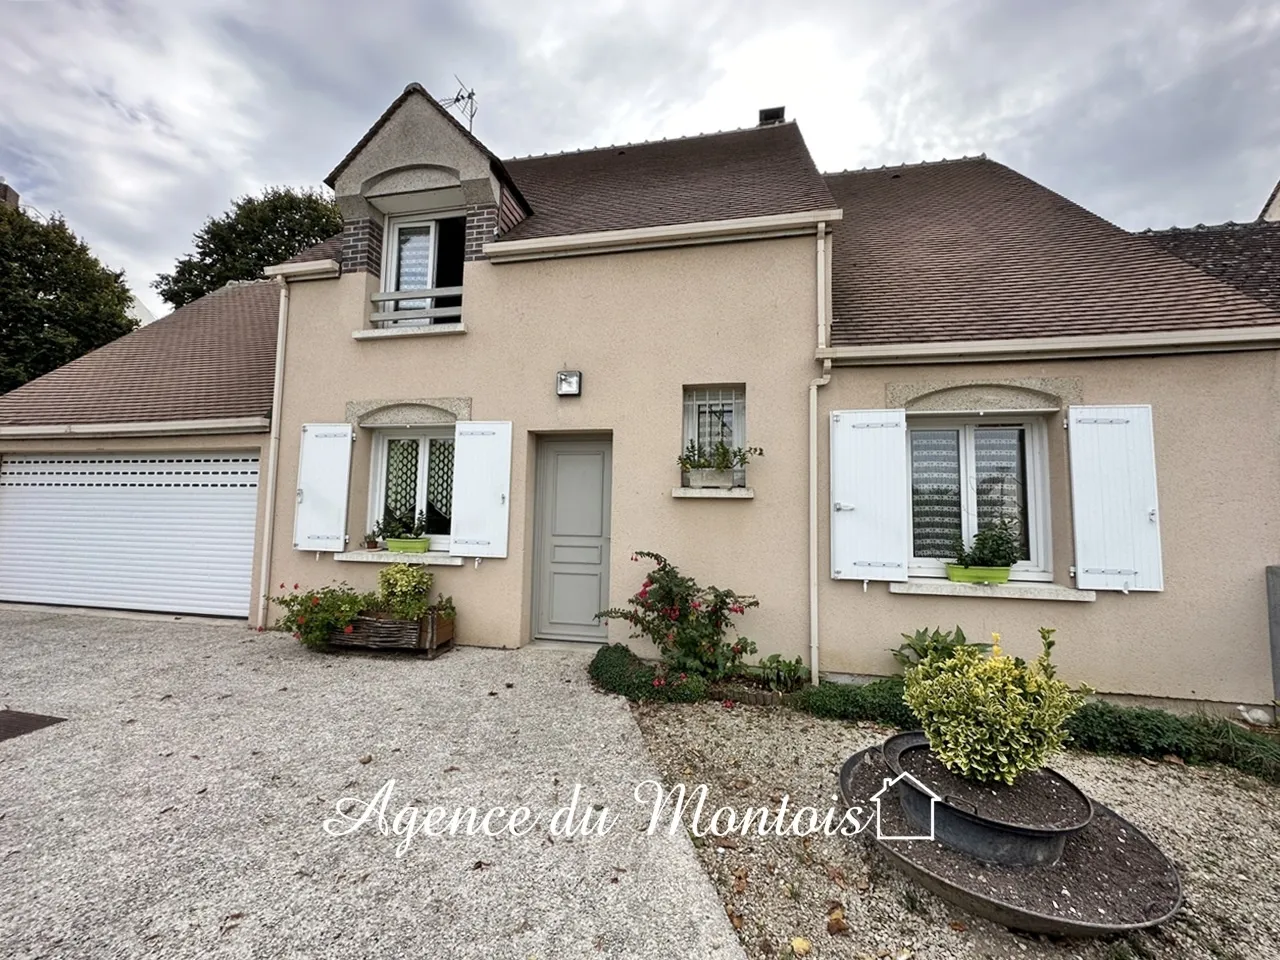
[{"x1": 439, "y1": 76, "x2": 478, "y2": 132}]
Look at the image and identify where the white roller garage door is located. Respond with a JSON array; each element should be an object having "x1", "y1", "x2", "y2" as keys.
[{"x1": 0, "y1": 453, "x2": 259, "y2": 617}]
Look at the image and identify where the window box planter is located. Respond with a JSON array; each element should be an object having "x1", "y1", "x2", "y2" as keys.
[
  {"x1": 946, "y1": 563, "x2": 1011, "y2": 584},
  {"x1": 328, "y1": 609, "x2": 456, "y2": 659},
  {"x1": 386, "y1": 537, "x2": 430, "y2": 554},
  {"x1": 686, "y1": 468, "x2": 735, "y2": 490}
]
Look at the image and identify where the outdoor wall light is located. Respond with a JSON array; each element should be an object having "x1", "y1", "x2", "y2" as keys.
[{"x1": 556, "y1": 370, "x2": 582, "y2": 397}]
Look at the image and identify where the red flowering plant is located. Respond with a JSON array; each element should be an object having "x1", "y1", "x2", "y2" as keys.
[
  {"x1": 596, "y1": 550, "x2": 759, "y2": 680},
  {"x1": 270, "y1": 583, "x2": 375, "y2": 650}
]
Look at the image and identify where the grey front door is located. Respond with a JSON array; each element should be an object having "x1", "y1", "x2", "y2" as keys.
[{"x1": 534, "y1": 438, "x2": 612, "y2": 641}]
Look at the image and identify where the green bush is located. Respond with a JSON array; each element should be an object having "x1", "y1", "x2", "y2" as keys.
[
  {"x1": 377, "y1": 563, "x2": 435, "y2": 621},
  {"x1": 1067, "y1": 700, "x2": 1280, "y2": 782},
  {"x1": 271, "y1": 583, "x2": 375, "y2": 649},
  {"x1": 789, "y1": 677, "x2": 917, "y2": 728},
  {"x1": 597, "y1": 551, "x2": 758, "y2": 680},
  {"x1": 890, "y1": 625, "x2": 989, "y2": 671},
  {"x1": 903, "y1": 628, "x2": 1089, "y2": 784},
  {"x1": 588, "y1": 643, "x2": 708, "y2": 703}
]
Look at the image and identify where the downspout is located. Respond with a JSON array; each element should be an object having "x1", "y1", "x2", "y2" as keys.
[
  {"x1": 809, "y1": 222, "x2": 832, "y2": 685},
  {"x1": 254, "y1": 279, "x2": 291, "y2": 627}
]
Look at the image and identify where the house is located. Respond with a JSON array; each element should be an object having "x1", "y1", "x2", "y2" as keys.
[{"x1": 3, "y1": 83, "x2": 1279, "y2": 715}]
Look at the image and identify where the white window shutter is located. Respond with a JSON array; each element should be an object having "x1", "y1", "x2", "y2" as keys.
[
  {"x1": 830, "y1": 409, "x2": 910, "y2": 581},
  {"x1": 293, "y1": 423, "x2": 353, "y2": 552},
  {"x1": 449, "y1": 421, "x2": 513, "y2": 558},
  {"x1": 1067, "y1": 405, "x2": 1163, "y2": 592}
]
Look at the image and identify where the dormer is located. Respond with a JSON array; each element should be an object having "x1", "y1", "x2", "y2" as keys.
[{"x1": 326, "y1": 83, "x2": 529, "y2": 336}]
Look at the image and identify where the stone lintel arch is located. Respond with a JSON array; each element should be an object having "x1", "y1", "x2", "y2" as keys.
[
  {"x1": 887, "y1": 377, "x2": 1082, "y2": 414},
  {"x1": 345, "y1": 397, "x2": 472, "y2": 428}
]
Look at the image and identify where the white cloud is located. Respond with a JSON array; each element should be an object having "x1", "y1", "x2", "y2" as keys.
[{"x1": 1, "y1": 0, "x2": 1277, "y2": 318}]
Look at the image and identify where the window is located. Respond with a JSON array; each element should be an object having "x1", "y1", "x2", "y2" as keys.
[
  {"x1": 369, "y1": 428, "x2": 455, "y2": 548},
  {"x1": 908, "y1": 418, "x2": 1050, "y2": 579},
  {"x1": 381, "y1": 214, "x2": 466, "y2": 323},
  {"x1": 682, "y1": 386, "x2": 747, "y2": 486}
]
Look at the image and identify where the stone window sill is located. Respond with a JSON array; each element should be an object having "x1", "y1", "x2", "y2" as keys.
[
  {"x1": 334, "y1": 549, "x2": 463, "y2": 566},
  {"x1": 888, "y1": 579, "x2": 1095, "y2": 602},
  {"x1": 352, "y1": 323, "x2": 466, "y2": 341},
  {"x1": 670, "y1": 487, "x2": 755, "y2": 499}
]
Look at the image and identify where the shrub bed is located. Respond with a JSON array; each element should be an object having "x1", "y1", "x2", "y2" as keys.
[
  {"x1": 587, "y1": 644, "x2": 708, "y2": 703},
  {"x1": 587, "y1": 645, "x2": 1280, "y2": 784}
]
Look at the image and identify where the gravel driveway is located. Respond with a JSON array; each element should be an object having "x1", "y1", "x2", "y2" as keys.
[
  {"x1": 0, "y1": 609, "x2": 743, "y2": 960},
  {"x1": 637, "y1": 701, "x2": 1280, "y2": 960}
]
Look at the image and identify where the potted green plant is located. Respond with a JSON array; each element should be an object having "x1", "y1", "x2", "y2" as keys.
[
  {"x1": 890, "y1": 629, "x2": 1094, "y2": 865},
  {"x1": 379, "y1": 508, "x2": 432, "y2": 553},
  {"x1": 363, "y1": 530, "x2": 381, "y2": 550},
  {"x1": 276, "y1": 567, "x2": 456, "y2": 658},
  {"x1": 946, "y1": 520, "x2": 1021, "y2": 583},
  {"x1": 676, "y1": 439, "x2": 763, "y2": 489}
]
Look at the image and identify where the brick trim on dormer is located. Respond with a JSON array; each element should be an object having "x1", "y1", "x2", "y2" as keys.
[
  {"x1": 464, "y1": 204, "x2": 498, "y2": 261},
  {"x1": 341, "y1": 217, "x2": 384, "y2": 275}
]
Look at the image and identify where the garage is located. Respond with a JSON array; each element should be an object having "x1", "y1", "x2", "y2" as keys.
[{"x1": 0, "y1": 453, "x2": 260, "y2": 617}]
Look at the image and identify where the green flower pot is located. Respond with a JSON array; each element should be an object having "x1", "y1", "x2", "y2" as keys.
[
  {"x1": 386, "y1": 537, "x2": 430, "y2": 554},
  {"x1": 945, "y1": 563, "x2": 1011, "y2": 584}
]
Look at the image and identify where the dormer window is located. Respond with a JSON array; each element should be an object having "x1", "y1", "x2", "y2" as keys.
[{"x1": 375, "y1": 213, "x2": 466, "y2": 326}]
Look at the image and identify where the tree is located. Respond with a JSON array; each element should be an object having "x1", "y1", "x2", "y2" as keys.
[
  {"x1": 0, "y1": 204, "x2": 135, "y2": 395},
  {"x1": 154, "y1": 187, "x2": 343, "y2": 308}
]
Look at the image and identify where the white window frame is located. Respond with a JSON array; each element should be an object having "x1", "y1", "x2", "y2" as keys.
[
  {"x1": 682, "y1": 385, "x2": 748, "y2": 487},
  {"x1": 381, "y1": 214, "x2": 439, "y2": 320},
  {"x1": 367, "y1": 427, "x2": 455, "y2": 551},
  {"x1": 906, "y1": 416, "x2": 1051, "y2": 581}
]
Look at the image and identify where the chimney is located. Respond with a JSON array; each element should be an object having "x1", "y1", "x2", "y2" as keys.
[
  {"x1": 0, "y1": 177, "x2": 18, "y2": 209},
  {"x1": 758, "y1": 106, "x2": 786, "y2": 127}
]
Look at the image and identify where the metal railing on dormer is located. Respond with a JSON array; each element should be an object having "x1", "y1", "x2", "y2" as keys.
[{"x1": 370, "y1": 287, "x2": 463, "y2": 327}]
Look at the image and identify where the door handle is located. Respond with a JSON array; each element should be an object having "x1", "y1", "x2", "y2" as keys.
[{"x1": 834, "y1": 501, "x2": 854, "y2": 512}]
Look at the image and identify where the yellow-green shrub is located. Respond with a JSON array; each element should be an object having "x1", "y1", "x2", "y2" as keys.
[{"x1": 903, "y1": 628, "x2": 1090, "y2": 785}]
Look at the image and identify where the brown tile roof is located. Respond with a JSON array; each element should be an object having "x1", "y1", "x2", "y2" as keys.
[
  {"x1": 500, "y1": 122, "x2": 835, "y2": 240},
  {"x1": 283, "y1": 233, "x2": 342, "y2": 265},
  {"x1": 1141, "y1": 220, "x2": 1280, "y2": 312},
  {"x1": 325, "y1": 83, "x2": 530, "y2": 215},
  {"x1": 0, "y1": 280, "x2": 278, "y2": 427},
  {"x1": 824, "y1": 158, "x2": 1280, "y2": 346}
]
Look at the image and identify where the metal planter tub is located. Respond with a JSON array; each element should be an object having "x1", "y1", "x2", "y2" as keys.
[
  {"x1": 883, "y1": 731, "x2": 1093, "y2": 866},
  {"x1": 839, "y1": 744, "x2": 1182, "y2": 937}
]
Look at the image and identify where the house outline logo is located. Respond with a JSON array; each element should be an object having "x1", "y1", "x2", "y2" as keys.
[{"x1": 869, "y1": 772, "x2": 940, "y2": 841}]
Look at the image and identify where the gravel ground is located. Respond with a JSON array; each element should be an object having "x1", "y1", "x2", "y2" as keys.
[
  {"x1": 0, "y1": 609, "x2": 743, "y2": 960},
  {"x1": 635, "y1": 700, "x2": 1280, "y2": 960}
]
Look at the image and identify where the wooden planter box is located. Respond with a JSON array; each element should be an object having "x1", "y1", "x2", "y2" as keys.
[{"x1": 329, "y1": 610, "x2": 456, "y2": 659}]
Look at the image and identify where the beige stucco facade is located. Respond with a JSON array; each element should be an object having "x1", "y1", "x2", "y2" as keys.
[
  {"x1": 263, "y1": 237, "x2": 819, "y2": 659},
  {"x1": 816, "y1": 351, "x2": 1280, "y2": 706}
]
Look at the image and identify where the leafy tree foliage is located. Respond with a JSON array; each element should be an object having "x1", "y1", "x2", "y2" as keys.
[
  {"x1": 0, "y1": 204, "x2": 134, "y2": 395},
  {"x1": 154, "y1": 187, "x2": 342, "y2": 308}
]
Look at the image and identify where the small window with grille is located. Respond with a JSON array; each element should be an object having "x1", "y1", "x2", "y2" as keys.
[
  {"x1": 681, "y1": 385, "x2": 748, "y2": 487},
  {"x1": 369, "y1": 428, "x2": 454, "y2": 547}
]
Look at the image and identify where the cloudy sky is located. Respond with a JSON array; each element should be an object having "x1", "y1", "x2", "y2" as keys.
[{"x1": 3, "y1": 0, "x2": 1278, "y2": 317}]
